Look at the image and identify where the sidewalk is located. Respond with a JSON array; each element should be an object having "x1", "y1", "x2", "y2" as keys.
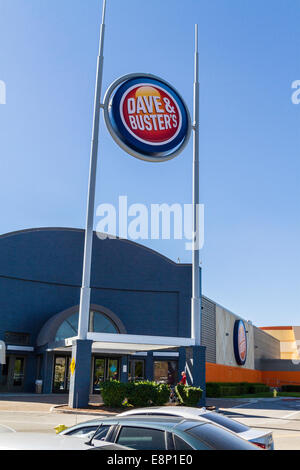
[
  {"x1": 205, "y1": 398, "x2": 258, "y2": 409},
  {"x1": 0, "y1": 394, "x2": 103, "y2": 413}
]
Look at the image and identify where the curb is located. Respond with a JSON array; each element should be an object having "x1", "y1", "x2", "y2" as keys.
[{"x1": 50, "y1": 404, "x2": 117, "y2": 416}]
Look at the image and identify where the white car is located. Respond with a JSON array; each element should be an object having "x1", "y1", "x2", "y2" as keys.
[
  {"x1": 0, "y1": 432, "x2": 131, "y2": 450},
  {"x1": 118, "y1": 406, "x2": 274, "y2": 450}
]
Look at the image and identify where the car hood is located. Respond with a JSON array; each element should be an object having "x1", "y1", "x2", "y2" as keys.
[{"x1": 0, "y1": 432, "x2": 110, "y2": 450}]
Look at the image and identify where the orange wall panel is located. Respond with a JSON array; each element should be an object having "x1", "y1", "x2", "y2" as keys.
[
  {"x1": 261, "y1": 371, "x2": 300, "y2": 387},
  {"x1": 206, "y1": 362, "x2": 300, "y2": 386},
  {"x1": 206, "y1": 362, "x2": 262, "y2": 383}
]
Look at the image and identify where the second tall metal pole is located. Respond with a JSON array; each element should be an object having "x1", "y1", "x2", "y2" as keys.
[{"x1": 191, "y1": 24, "x2": 201, "y2": 346}]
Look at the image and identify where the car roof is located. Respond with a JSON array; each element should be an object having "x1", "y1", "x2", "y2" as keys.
[
  {"x1": 106, "y1": 415, "x2": 201, "y2": 432},
  {"x1": 118, "y1": 406, "x2": 208, "y2": 419},
  {"x1": 64, "y1": 415, "x2": 206, "y2": 433}
]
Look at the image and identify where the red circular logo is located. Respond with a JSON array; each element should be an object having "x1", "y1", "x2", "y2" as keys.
[{"x1": 120, "y1": 84, "x2": 182, "y2": 145}]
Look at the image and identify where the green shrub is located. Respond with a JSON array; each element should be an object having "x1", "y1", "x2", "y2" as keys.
[
  {"x1": 219, "y1": 386, "x2": 237, "y2": 396},
  {"x1": 206, "y1": 382, "x2": 270, "y2": 397},
  {"x1": 99, "y1": 380, "x2": 171, "y2": 408},
  {"x1": 155, "y1": 383, "x2": 171, "y2": 405},
  {"x1": 248, "y1": 384, "x2": 269, "y2": 394},
  {"x1": 99, "y1": 380, "x2": 129, "y2": 407},
  {"x1": 126, "y1": 381, "x2": 157, "y2": 407},
  {"x1": 175, "y1": 384, "x2": 202, "y2": 406},
  {"x1": 281, "y1": 385, "x2": 300, "y2": 392},
  {"x1": 206, "y1": 382, "x2": 221, "y2": 398}
]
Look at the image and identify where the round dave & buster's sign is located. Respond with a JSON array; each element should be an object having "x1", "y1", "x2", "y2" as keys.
[
  {"x1": 103, "y1": 73, "x2": 191, "y2": 162},
  {"x1": 233, "y1": 320, "x2": 247, "y2": 366}
]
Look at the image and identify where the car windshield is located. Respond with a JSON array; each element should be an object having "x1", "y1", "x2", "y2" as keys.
[
  {"x1": 201, "y1": 412, "x2": 249, "y2": 433},
  {"x1": 187, "y1": 423, "x2": 259, "y2": 450},
  {"x1": 66, "y1": 425, "x2": 98, "y2": 437}
]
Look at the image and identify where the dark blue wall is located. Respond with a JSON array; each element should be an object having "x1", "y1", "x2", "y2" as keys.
[{"x1": 0, "y1": 228, "x2": 194, "y2": 344}]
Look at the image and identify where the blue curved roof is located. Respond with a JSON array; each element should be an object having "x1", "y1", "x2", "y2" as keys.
[
  {"x1": 0, "y1": 227, "x2": 194, "y2": 342},
  {"x1": 0, "y1": 227, "x2": 191, "y2": 292}
]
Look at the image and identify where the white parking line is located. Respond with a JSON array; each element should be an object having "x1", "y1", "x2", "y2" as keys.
[
  {"x1": 0, "y1": 424, "x2": 16, "y2": 432},
  {"x1": 281, "y1": 411, "x2": 300, "y2": 420},
  {"x1": 233, "y1": 401, "x2": 258, "y2": 408}
]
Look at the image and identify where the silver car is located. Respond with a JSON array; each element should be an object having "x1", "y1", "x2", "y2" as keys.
[
  {"x1": 118, "y1": 406, "x2": 274, "y2": 450},
  {"x1": 60, "y1": 415, "x2": 260, "y2": 450}
]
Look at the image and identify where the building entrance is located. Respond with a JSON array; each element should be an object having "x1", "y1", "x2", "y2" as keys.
[
  {"x1": 0, "y1": 355, "x2": 26, "y2": 392},
  {"x1": 92, "y1": 357, "x2": 119, "y2": 393},
  {"x1": 53, "y1": 355, "x2": 71, "y2": 393}
]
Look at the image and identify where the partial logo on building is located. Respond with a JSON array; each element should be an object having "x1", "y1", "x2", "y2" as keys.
[
  {"x1": 103, "y1": 73, "x2": 191, "y2": 162},
  {"x1": 233, "y1": 320, "x2": 247, "y2": 366},
  {"x1": 0, "y1": 341, "x2": 6, "y2": 364}
]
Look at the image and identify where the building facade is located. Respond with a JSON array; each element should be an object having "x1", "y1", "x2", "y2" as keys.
[
  {"x1": 0, "y1": 228, "x2": 201, "y2": 394},
  {"x1": 0, "y1": 227, "x2": 299, "y2": 395}
]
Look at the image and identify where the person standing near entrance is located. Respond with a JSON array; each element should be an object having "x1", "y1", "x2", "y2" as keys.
[{"x1": 178, "y1": 371, "x2": 186, "y2": 385}]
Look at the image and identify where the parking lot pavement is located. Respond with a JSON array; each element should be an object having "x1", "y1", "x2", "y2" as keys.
[
  {"x1": 0, "y1": 394, "x2": 102, "y2": 412},
  {"x1": 0, "y1": 395, "x2": 299, "y2": 449},
  {"x1": 0, "y1": 394, "x2": 112, "y2": 433},
  {"x1": 218, "y1": 397, "x2": 300, "y2": 450},
  {"x1": 0, "y1": 394, "x2": 110, "y2": 433},
  {"x1": 0, "y1": 410, "x2": 105, "y2": 433}
]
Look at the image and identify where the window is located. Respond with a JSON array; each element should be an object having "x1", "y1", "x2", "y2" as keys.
[
  {"x1": 53, "y1": 356, "x2": 71, "y2": 392},
  {"x1": 201, "y1": 412, "x2": 249, "y2": 433},
  {"x1": 91, "y1": 312, "x2": 118, "y2": 334},
  {"x1": 93, "y1": 425, "x2": 110, "y2": 441},
  {"x1": 107, "y1": 359, "x2": 119, "y2": 381},
  {"x1": 4, "y1": 332, "x2": 30, "y2": 346},
  {"x1": 13, "y1": 357, "x2": 25, "y2": 387},
  {"x1": 154, "y1": 360, "x2": 178, "y2": 385},
  {"x1": 129, "y1": 360, "x2": 145, "y2": 382},
  {"x1": 116, "y1": 426, "x2": 166, "y2": 450},
  {"x1": 36, "y1": 355, "x2": 43, "y2": 381},
  {"x1": 55, "y1": 315, "x2": 78, "y2": 342},
  {"x1": 93, "y1": 357, "x2": 120, "y2": 392},
  {"x1": 66, "y1": 425, "x2": 100, "y2": 438},
  {"x1": 55, "y1": 311, "x2": 119, "y2": 342},
  {"x1": 187, "y1": 423, "x2": 256, "y2": 450},
  {"x1": 173, "y1": 435, "x2": 194, "y2": 450}
]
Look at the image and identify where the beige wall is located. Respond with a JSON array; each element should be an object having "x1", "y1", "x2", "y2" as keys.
[
  {"x1": 261, "y1": 327, "x2": 300, "y2": 360},
  {"x1": 216, "y1": 305, "x2": 255, "y2": 370}
]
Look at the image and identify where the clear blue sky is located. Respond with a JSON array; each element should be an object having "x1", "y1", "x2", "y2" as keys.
[{"x1": 0, "y1": 0, "x2": 299, "y2": 326}]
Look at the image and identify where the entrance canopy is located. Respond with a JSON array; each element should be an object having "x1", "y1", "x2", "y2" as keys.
[{"x1": 52, "y1": 332, "x2": 196, "y2": 355}]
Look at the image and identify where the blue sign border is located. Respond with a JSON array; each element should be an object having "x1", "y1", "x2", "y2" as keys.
[
  {"x1": 103, "y1": 73, "x2": 191, "y2": 163},
  {"x1": 233, "y1": 320, "x2": 247, "y2": 366}
]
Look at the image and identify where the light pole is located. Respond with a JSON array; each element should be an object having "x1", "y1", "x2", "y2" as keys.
[
  {"x1": 77, "y1": 0, "x2": 107, "y2": 341},
  {"x1": 191, "y1": 24, "x2": 201, "y2": 346},
  {"x1": 69, "y1": 0, "x2": 107, "y2": 409}
]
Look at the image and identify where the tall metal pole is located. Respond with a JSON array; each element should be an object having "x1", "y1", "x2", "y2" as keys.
[
  {"x1": 191, "y1": 24, "x2": 201, "y2": 346},
  {"x1": 77, "y1": 0, "x2": 107, "y2": 340}
]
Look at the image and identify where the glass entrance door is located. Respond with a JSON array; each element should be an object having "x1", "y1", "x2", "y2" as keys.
[
  {"x1": 0, "y1": 356, "x2": 26, "y2": 392},
  {"x1": 92, "y1": 357, "x2": 120, "y2": 393},
  {"x1": 129, "y1": 359, "x2": 145, "y2": 382},
  {"x1": 53, "y1": 356, "x2": 71, "y2": 393},
  {"x1": 93, "y1": 358, "x2": 105, "y2": 392}
]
